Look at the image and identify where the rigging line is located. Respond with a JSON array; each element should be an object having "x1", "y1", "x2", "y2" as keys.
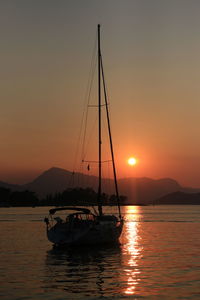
[
  {"x1": 100, "y1": 54, "x2": 122, "y2": 219},
  {"x1": 102, "y1": 109, "x2": 110, "y2": 141},
  {"x1": 106, "y1": 160, "x2": 112, "y2": 196},
  {"x1": 72, "y1": 31, "x2": 97, "y2": 172},
  {"x1": 81, "y1": 115, "x2": 98, "y2": 162},
  {"x1": 88, "y1": 104, "x2": 107, "y2": 107},
  {"x1": 100, "y1": 108, "x2": 113, "y2": 165},
  {"x1": 81, "y1": 59, "x2": 97, "y2": 161},
  {"x1": 81, "y1": 41, "x2": 98, "y2": 163},
  {"x1": 82, "y1": 160, "x2": 112, "y2": 163}
]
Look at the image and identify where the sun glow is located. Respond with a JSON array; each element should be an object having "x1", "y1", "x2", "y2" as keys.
[{"x1": 128, "y1": 157, "x2": 137, "y2": 166}]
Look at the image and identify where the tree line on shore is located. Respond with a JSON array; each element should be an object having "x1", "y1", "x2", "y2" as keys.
[{"x1": 0, "y1": 187, "x2": 127, "y2": 207}]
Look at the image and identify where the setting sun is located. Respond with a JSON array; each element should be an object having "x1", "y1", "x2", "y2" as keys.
[{"x1": 128, "y1": 157, "x2": 137, "y2": 166}]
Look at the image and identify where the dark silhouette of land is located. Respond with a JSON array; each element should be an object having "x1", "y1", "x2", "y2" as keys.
[
  {"x1": 0, "y1": 186, "x2": 126, "y2": 207},
  {"x1": 155, "y1": 191, "x2": 200, "y2": 205},
  {"x1": 0, "y1": 167, "x2": 200, "y2": 206}
]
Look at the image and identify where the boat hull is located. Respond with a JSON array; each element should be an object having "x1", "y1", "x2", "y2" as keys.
[{"x1": 47, "y1": 219, "x2": 123, "y2": 246}]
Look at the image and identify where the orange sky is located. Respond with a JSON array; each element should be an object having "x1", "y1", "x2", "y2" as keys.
[{"x1": 1, "y1": 1, "x2": 200, "y2": 187}]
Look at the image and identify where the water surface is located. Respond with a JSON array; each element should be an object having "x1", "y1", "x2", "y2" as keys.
[{"x1": 0, "y1": 205, "x2": 200, "y2": 299}]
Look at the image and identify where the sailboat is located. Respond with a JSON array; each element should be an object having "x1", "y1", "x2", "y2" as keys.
[{"x1": 44, "y1": 25, "x2": 123, "y2": 246}]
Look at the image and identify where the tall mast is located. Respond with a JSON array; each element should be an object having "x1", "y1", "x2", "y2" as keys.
[{"x1": 97, "y1": 24, "x2": 102, "y2": 216}]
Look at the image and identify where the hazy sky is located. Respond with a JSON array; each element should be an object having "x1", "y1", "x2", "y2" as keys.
[{"x1": 1, "y1": 0, "x2": 200, "y2": 187}]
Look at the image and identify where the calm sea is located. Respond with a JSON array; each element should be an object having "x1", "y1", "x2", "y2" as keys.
[{"x1": 0, "y1": 205, "x2": 200, "y2": 299}]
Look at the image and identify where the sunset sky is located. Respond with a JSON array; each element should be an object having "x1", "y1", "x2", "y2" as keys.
[{"x1": 1, "y1": 0, "x2": 200, "y2": 187}]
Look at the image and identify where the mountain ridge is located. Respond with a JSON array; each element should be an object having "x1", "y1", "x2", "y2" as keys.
[{"x1": 0, "y1": 167, "x2": 200, "y2": 204}]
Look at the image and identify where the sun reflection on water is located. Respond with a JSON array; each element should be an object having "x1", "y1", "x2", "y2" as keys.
[{"x1": 122, "y1": 206, "x2": 142, "y2": 295}]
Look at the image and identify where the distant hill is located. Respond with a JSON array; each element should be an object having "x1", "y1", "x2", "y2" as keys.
[
  {"x1": 23, "y1": 167, "x2": 114, "y2": 198},
  {"x1": 0, "y1": 167, "x2": 200, "y2": 204},
  {"x1": 0, "y1": 181, "x2": 22, "y2": 191},
  {"x1": 23, "y1": 167, "x2": 184, "y2": 203},
  {"x1": 24, "y1": 167, "x2": 76, "y2": 197},
  {"x1": 155, "y1": 191, "x2": 200, "y2": 205},
  {"x1": 118, "y1": 177, "x2": 182, "y2": 204}
]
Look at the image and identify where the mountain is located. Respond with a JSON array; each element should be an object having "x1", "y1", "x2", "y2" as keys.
[
  {"x1": 1, "y1": 166, "x2": 199, "y2": 204},
  {"x1": 118, "y1": 177, "x2": 182, "y2": 204},
  {"x1": 155, "y1": 191, "x2": 200, "y2": 205},
  {"x1": 0, "y1": 181, "x2": 23, "y2": 191},
  {"x1": 23, "y1": 167, "x2": 114, "y2": 198},
  {"x1": 24, "y1": 167, "x2": 75, "y2": 197},
  {"x1": 21, "y1": 167, "x2": 184, "y2": 203}
]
